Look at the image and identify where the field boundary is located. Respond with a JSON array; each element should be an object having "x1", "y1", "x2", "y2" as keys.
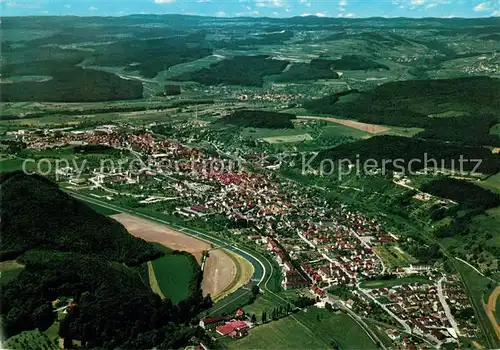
[
  {"x1": 147, "y1": 261, "x2": 166, "y2": 299},
  {"x1": 297, "y1": 115, "x2": 390, "y2": 134}
]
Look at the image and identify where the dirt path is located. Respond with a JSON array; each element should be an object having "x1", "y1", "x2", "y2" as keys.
[
  {"x1": 298, "y1": 115, "x2": 390, "y2": 134},
  {"x1": 485, "y1": 286, "x2": 500, "y2": 340}
]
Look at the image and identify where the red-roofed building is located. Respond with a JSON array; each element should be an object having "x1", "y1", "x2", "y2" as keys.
[
  {"x1": 216, "y1": 320, "x2": 250, "y2": 337},
  {"x1": 199, "y1": 316, "x2": 229, "y2": 329},
  {"x1": 235, "y1": 309, "x2": 245, "y2": 318}
]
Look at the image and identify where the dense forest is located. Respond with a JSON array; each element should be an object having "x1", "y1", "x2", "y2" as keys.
[
  {"x1": 215, "y1": 110, "x2": 296, "y2": 129},
  {"x1": 0, "y1": 58, "x2": 143, "y2": 102},
  {"x1": 0, "y1": 172, "x2": 213, "y2": 348},
  {"x1": 303, "y1": 77, "x2": 500, "y2": 146},
  {"x1": 421, "y1": 178, "x2": 500, "y2": 210},
  {"x1": 1, "y1": 250, "x2": 212, "y2": 348},
  {"x1": 313, "y1": 135, "x2": 500, "y2": 175},
  {"x1": 171, "y1": 55, "x2": 289, "y2": 87},
  {"x1": 91, "y1": 36, "x2": 212, "y2": 78},
  {"x1": 0, "y1": 172, "x2": 162, "y2": 263},
  {"x1": 276, "y1": 61, "x2": 339, "y2": 82}
]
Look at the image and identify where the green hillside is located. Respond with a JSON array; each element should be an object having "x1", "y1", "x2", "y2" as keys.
[{"x1": 0, "y1": 172, "x2": 162, "y2": 264}]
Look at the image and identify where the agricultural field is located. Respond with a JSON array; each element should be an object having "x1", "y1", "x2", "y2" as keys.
[
  {"x1": 297, "y1": 116, "x2": 390, "y2": 135},
  {"x1": 359, "y1": 276, "x2": 432, "y2": 289},
  {"x1": 225, "y1": 308, "x2": 377, "y2": 349}
]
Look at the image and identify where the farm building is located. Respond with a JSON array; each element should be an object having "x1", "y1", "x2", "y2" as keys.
[{"x1": 216, "y1": 320, "x2": 250, "y2": 338}]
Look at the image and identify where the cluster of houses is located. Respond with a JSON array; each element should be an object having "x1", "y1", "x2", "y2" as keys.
[{"x1": 368, "y1": 283, "x2": 459, "y2": 345}]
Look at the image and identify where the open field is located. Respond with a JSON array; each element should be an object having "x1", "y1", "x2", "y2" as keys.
[
  {"x1": 206, "y1": 249, "x2": 254, "y2": 302},
  {"x1": 225, "y1": 308, "x2": 377, "y2": 349},
  {"x1": 374, "y1": 245, "x2": 417, "y2": 269},
  {"x1": 112, "y1": 213, "x2": 211, "y2": 262},
  {"x1": 478, "y1": 173, "x2": 500, "y2": 194},
  {"x1": 263, "y1": 133, "x2": 313, "y2": 143},
  {"x1": 485, "y1": 286, "x2": 500, "y2": 340},
  {"x1": 111, "y1": 213, "x2": 240, "y2": 299},
  {"x1": 298, "y1": 115, "x2": 390, "y2": 134},
  {"x1": 151, "y1": 251, "x2": 197, "y2": 304},
  {"x1": 243, "y1": 294, "x2": 287, "y2": 320},
  {"x1": 359, "y1": 276, "x2": 432, "y2": 289},
  {"x1": 203, "y1": 249, "x2": 238, "y2": 301}
]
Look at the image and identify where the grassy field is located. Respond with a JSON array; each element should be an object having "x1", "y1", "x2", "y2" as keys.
[
  {"x1": 455, "y1": 259, "x2": 500, "y2": 349},
  {"x1": 489, "y1": 123, "x2": 500, "y2": 136},
  {"x1": 82, "y1": 200, "x2": 120, "y2": 216},
  {"x1": 150, "y1": 243, "x2": 198, "y2": 304},
  {"x1": 263, "y1": 133, "x2": 313, "y2": 144},
  {"x1": 0, "y1": 158, "x2": 28, "y2": 172},
  {"x1": 243, "y1": 294, "x2": 288, "y2": 320},
  {"x1": 225, "y1": 308, "x2": 377, "y2": 349},
  {"x1": 374, "y1": 245, "x2": 417, "y2": 268},
  {"x1": 478, "y1": 172, "x2": 500, "y2": 194},
  {"x1": 359, "y1": 276, "x2": 433, "y2": 289}
]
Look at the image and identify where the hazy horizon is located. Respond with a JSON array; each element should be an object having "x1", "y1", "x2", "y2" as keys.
[{"x1": 1, "y1": 0, "x2": 499, "y2": 19}]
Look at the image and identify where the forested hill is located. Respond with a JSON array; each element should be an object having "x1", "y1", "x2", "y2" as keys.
[
  {"x1": 302, "y1": 76, "x2": 500, "y2": 146},
  {"x1": 215, "y1": 110, "x2": 296, "y2": 129},
  {"x1": 0, "y1": 172, "x2": 162, "y2": 264},
  {"x1": 312, "y1": 135, "x2": 500, "y2": 175},
  {"x1": 0, "y1": 172, "x2": 213, "y2": 348}
]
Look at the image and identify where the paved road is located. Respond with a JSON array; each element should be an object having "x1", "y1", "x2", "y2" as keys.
[
  {"x1": 356, "y1": 285, "x2": 412, "y2": 334},
  {"x1": 437, "y1": 276, "x2": 461, "y2": 337}
]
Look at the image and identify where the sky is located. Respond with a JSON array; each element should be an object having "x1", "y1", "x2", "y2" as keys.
[{"x1": 1, "y1": 0, "x2": 499, "y2": 18}]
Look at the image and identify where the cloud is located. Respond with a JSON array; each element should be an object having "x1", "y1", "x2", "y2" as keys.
[
  {"x1": 255, "y1": 0, "x2": 287, "y2": 8},
  {"x1": 64, "y1": 4, "x2": 71, "y2": 8},
  {"x1": 236, "y1": 10, "x2": 260, "y2": 16},
  {"x1": 215, "y1": 11, "x2": 227, "y2": 16},
  {"x1": 196, "y1": 0, "x2": 213, "y2": 2},
  {"x1": 410, "y1": 0, "x2": 426, "y2": 6},
  {"x1": 154, "y1": 0, "x2": 175, "y2": 4},
  {"x1": 473, "y1": 1, "x2": 489, "y2": 11},
  {"x1": 492, "y1": 10, "x2": 500, "y2": 16},
  {"x1": 338, "y1": 0, "x2": 347, "y2": 6},
  {"x1": 426, "y1": 3, "x2": 438, "y2": 8},
  {"x1": 89, "y1": 6, "x2": 98, "y2": 11},
  {"x1": 300, "y1": 0, "x2": 311, "y2": 7},
  {"x1": 316, "y1": 12, "x2": 328, "y2": 17}
]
